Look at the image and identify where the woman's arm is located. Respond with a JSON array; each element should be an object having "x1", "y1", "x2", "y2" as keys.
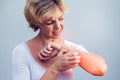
[
  {"x1": 79, "y1": 51, "x2": 107, "y2": 76},
  {"x1": 12, "y1": 45, "x2": 30, "y2": 80},
  {"x1": 40, "y1": 48, "x2": 80, "y2": 80},
  {"x1": 61, "y1": 43, "x2": 107, "y2": 76},
  {"x1": 38, "y1": 41, "x2": 107, "y2": 76}
]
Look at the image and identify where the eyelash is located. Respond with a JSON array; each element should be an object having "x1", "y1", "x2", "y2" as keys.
[
  {"x1": 45, "y1": 21, "x2": 54, "y2": 25},
  {"x1": 59, "y1": 18, "x2": 64, "y2": 20},
  {"x1": 45, "y1": 18, "x2": 64, "y2": 25}
]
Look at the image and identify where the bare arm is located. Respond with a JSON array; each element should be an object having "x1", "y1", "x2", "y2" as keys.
[
  {"x1": 62, "y1": 44, "x2": 107, "y2": 76},
  {"x1": 38, "y1": 42, "x2": 107, "y2": 76},
  {"x1": 79, "y1": 51, "x2": 107, "y2": 76}
]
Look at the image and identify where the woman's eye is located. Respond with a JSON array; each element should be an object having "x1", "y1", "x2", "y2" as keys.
[
  {"x1": 59, "y1": 18, "x2": 64, "y2": 21},
  {"x1": 44, "y1": 21, "x2": 54, "y2": 25}
]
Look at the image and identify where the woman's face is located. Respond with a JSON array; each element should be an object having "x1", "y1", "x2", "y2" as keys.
[{"x1": 40, "y1": 7, "x2": 64, "y2": 39}]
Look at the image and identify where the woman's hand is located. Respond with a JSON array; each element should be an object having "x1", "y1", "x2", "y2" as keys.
[
  {"x1": 38, "y1": 42, "x2": 62, "y2": 60},
  {"x1": 40, "y1": 45, "x2": 81, "y2": 80},
  {"x1": 51, "y1": 49, "x2": 81, "y2": 72}
]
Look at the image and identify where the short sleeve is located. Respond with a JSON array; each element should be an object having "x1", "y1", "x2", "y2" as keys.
[
  {"x1": 12, "y1": 44, "x2": 30, "y2": 80},
  {"x1": 64, "y1": 40, "x2": 88, "y2": 52}
]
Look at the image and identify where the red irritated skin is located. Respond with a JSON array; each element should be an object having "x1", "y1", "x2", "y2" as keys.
[
  {"x1": 61, "y1": 44, "x2": 107, "y2": 76},
  {"x1": 39, "y1": 42, "x2": 107, "y2": 76},
  {"x1": 78, "y1": 51, "x2": 107, "y2": 76}
]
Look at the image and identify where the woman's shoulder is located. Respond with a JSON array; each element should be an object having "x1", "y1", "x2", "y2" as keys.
[
  {"x1": 13, "y1": 43, "x2": 27, "y2": 52},
  {"x1": 64, "y1": 40, "x2": 88, "y2": 52},
  {"x1": 12, "y1": 43, "x2": 29, "y2": 58},
  {"x1": 64, "y1": 40, "x2": 80, "y2": 47}
]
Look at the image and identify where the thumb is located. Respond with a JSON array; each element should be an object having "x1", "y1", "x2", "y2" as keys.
[
  {"x1": 57, "y1": 48, "x2": 68, "y2": 56},
  {"x1": 51, "y1": 43, "x2": 61, "y2": 50}
]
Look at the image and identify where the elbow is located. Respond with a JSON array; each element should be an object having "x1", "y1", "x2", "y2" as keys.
[
  {"x1": 92, "y1": 63, "x2": 107, "y2": 76},
  {"x1": 99, "y1": 64, "x2": 107, "y2": 76}
]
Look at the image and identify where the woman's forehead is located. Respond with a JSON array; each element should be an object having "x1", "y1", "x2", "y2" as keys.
[{"x1": 46, "y1": 8, "x2": 64, "y2": 19}]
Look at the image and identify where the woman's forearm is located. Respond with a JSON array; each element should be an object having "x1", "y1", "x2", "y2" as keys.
[
  {"x1": 79, "y1": 52, "x2": 107, "y2": 76},
  {"x1": 58, "y1": 44, "x2": 107, "y2": 76},
  {"x1": 62, "y1": 44, "x2": 107, "y2": 76},
  {"x1": 40, "y1": 65, "x2": 59, "y2": 80}
]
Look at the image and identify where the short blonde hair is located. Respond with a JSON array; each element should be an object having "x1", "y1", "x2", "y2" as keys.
[{"x1": 24, "y1": 0, "x2": 67, "y2": 31}]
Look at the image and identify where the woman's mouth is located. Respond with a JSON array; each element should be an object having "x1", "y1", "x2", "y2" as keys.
[{"x1": 53, "y1": 31, "x2": 61, "y2": 36}]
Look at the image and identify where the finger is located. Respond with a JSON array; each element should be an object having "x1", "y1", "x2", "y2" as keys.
[
  {"x1": 57, "y1": 48, "x2": 68, "y2": 56},
  {"x1": 38, "y1": 52, "x2": 46, "y2": 60},
  {"x1": 68, "y1": 56, "x2": 81, "y2": 61},
  {"x1": 43, "y1": 48, "x2": 52, "y2": 55},
  {"x1": 40, "y1": 50, "x2": 50, "y2": 57},
  {"x1": 68, "y1": 52, "x2": 80, "y2": 57},
  {"x1": 46, "y1": 43, "x2": 53, "y2": 51},
  {"x1": 50, "y1": 50, "x2": 59, "y2": 57},
  {"x1": 51, "y1": 42, "x2": 61, "y2": 50},
  {"x1": 68, "y1": 63, "x2": 80, "y2": 68},
  {"x1": 69, "y1": 59, "x2": 81, "y2": 65},
  {"x1": 38, "y1": 53, "x2": 50, "y2": 60}
]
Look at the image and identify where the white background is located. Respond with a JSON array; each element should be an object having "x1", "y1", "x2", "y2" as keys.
[{"x1": 0, "y1": 0, "x2": 120, "y2": 80}]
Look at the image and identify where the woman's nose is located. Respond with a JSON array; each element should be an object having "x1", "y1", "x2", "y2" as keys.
[{"x1": 54, "y1": 22, "x2": 61, "y2": 30}]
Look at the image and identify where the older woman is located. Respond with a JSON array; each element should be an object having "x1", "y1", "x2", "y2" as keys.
[{"x1": 12, "y1": 0, "x2": 107, "y2": 80}]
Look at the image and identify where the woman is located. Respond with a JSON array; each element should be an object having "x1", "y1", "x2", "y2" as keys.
[{"x1": 12, "y1": 0, "x2": 107, "y2": 80}]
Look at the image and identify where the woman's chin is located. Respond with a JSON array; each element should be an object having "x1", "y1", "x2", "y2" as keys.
[
  {"x1": 52, "y1": 36, "x2": 61, "y2": 39},
  {"x1": 52, "y1": 35, "x2": 62, "y2": 39},
  {"x1": 52, "y1": 33, "x2": 62, "y2": 39}
]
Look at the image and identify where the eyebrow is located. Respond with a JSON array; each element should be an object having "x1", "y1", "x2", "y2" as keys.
[{"x1": 48, "y1": 15, "x2": 64, "y2": 20}]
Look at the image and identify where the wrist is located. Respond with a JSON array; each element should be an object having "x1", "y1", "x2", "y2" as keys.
[{"x1": 48, "y1": 65, "x2": 60, "y2": 76}]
